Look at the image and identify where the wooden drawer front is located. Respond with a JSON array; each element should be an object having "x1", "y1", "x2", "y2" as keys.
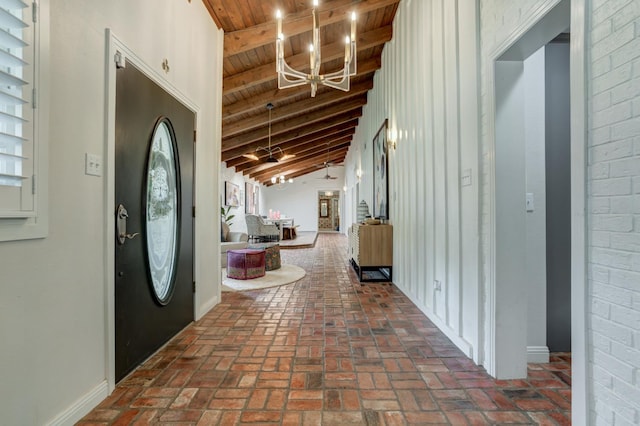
[{"x1": 358, "y1": 224, "x2": 392, "y2": 266}]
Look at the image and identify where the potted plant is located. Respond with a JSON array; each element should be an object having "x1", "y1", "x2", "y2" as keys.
[{"x1": 221, "y1": 205, "x2": 235, "y2": 226}]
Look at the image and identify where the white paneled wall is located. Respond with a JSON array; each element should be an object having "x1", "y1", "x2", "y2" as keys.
[{"x1": 344, "y1": 0, "x2": 480, "y2": 361}]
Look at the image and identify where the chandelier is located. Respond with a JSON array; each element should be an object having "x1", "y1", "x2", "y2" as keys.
[
  {"x1": 271, "y1": 173, "x2": 294, "y2": 190},
  {"x1": 271, "y1": 174, "x2": 294, "y2": 185},
  {"x1": 243, "y1": 103, "x2": 295, "y2": 163},
  {"x1": 276, "y1": 0, "x2": 357, "y2": 97}
]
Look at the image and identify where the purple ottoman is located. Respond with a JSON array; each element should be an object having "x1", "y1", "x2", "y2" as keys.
[{"x1": 227, "y1": 249, "x2": 266, "y2": 280}]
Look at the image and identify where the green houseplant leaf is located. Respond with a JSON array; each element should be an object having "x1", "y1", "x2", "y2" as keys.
[{"x1": 221, "y1": 205, "x2": 234, "y2": 226}]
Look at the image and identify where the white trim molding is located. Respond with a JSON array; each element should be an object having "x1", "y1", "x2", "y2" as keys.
[
  {"x1": 569, "y1": 0, "x2": 588, "y2": 422},
  {"x1": 527, "y1": 346, "x2": 551, "y2": 363},
  {"x1": 44, "y1": 381, "x2": 109, "y2": 426}
]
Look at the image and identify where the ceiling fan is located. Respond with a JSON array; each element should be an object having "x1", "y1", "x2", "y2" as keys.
[
  {"x1": 318, "y1": 163, "x2": 339, "y2": 180},
  {"x1": 316, "y1": 143, "x2": 341, "y2": 180},
  {"x1": 243, "y1": 103, "x2": 295, "y2": 163}
]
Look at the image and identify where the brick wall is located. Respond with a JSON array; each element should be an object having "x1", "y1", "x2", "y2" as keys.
[
  {"x1": 480, "y1": 0, "x2": 640, "y2": 423},
  {"x1": 588, "y1": 0, "x2": 640, "y2": 424}
]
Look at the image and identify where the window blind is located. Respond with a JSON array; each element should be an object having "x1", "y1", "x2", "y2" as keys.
[{"x1": 0, "y1": 0, "x2": 29, "y2": 188}]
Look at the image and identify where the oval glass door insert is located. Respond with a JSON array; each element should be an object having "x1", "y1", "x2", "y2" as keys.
[{"x1": 145, "y1": 117, "x2": 180, "y2": 305}]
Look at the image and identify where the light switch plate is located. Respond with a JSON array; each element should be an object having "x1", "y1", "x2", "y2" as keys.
[
  {"x1": 461, "y1": 169, "x2": 472, "y2": 187},
  {"x1": 85, "y1": 153, "x2": 102, "y2": 177},
  {"x1": 526, "y1": 192, "x2": 534, "y2": 212}
]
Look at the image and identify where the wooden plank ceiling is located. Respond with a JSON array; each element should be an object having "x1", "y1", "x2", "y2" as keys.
[{"x1": 202, "y1": 0, "x2": 400, "y2": 185}]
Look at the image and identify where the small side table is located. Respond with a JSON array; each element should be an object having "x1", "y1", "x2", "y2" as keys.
[
  {"x1": 248, "y1": 243, "x2": 281, "y2": 271},
  {"x1": 227, "y1": 249, "x2": 266, "y2": 280}
]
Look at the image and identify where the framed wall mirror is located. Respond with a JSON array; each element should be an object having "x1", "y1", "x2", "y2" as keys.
[{"x1": 320, "y1": 200, "x2": 328, "y2": 217}]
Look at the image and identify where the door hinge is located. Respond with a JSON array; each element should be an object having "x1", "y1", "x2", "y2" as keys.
[
  {"x1": 193, "y1": 130, "x2": 197, "y2": 142},
  {"x1": 192, "y1": 281, "x2": 196, "y2": 293},
  {"x1": 114, "y1": 51, "x2": 126, "y2": 69},
  {"x1": 192, "y1": 206, "x2": 196, "y2": 217},
  {"x1": 31, "y1": 175, "x2": 36, "y2": 194},
  {"x1": 32, "y1": 88, "x2": 36, "y2": 109},
  {"x1": 32, "y1": 2, "x2": 38, "y2": 23}
]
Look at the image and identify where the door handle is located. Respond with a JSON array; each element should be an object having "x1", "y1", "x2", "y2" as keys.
[{"x1": 117, "y1": 204, "x2": 140, "y2": 245}]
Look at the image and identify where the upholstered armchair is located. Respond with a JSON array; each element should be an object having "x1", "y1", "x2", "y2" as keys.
[
  {"x1": 245, "y1": 214, "x2": 279, "y2": 242},
  {"x1": 220, "y1": 221, "x2": 248, "y2": 268}
]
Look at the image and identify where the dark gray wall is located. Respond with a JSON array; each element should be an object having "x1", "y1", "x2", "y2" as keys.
[{"x1": 545, "y1": 42, "x2": 571, "y2": 352}]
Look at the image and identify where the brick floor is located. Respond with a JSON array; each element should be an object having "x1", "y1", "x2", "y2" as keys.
[{"x1": 79, "y1": 234, "x2": 571, "y2": 425}]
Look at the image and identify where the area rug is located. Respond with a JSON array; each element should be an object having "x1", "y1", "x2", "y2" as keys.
[{"x1": 221, "y1": 264, "x2": 306, "y2": 292}]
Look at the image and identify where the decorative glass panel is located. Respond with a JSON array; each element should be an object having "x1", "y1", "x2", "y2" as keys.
[{"x1": 145, "y1": 118, "x2": 180, "y2": 305}]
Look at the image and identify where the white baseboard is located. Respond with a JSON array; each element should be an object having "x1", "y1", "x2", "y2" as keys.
[
  {"x1": 196, "y1": 294, "x2": 219, "y2": 321},
  {"x1": 527, "y1": 345, "x2": 550, "y2": 363},
  {"x1": 45, "y1": 380, "x2": 109, "y2": 426},
  {"x1": 398, "y1": 283, "x2": 474, "y2": 359}
]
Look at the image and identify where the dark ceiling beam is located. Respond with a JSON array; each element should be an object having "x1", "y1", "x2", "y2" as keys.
[
  {"x1": 263, "y1": 159, "x2": 347, "y2": 186},
  {"x1": 222, "y1": 116, "x2": 359, "y2": 162},
  {"x1": 249, "y1": 147, "x2": 350, "y2": 183},
  {"x1": 222, "y1": 57, "x2": 379, "y2": 121},
  {"x1": 223, "y1": 25, "x2": 392, "y2": 96},
  {"x1": 241, "y1": 139, "x2": 352, "y2": 176},
  {"x1": 223, "y1": 0, "x2": 400, "y2": 57},
  {"x1": 222, "y1": 80, "x2": 372, "y2": 138},
  {"x1": 284, "y1": 159, "x2": 347, "y2": 182},
  {"x1": 231, "y1": 130, "x2": 355, "y2": 171},
  {"x1": 222, "y1": 96, "x2": 366, "y2": 152},
  {"x1": 257, "y1": 148, "x2": 348, "y2": 184}
]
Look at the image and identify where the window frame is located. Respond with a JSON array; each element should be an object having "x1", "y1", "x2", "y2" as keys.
[{"x1": 0, "y1": 0, "x2": 48, "y2": 241}]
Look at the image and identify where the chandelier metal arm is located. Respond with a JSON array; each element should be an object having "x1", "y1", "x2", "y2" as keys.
[
  {"x1": 277, "y1": 59, "x2": 311, "y2": 85},
  {"x1": 256, "y1": 145, "x2": 283, "y2": 156}
]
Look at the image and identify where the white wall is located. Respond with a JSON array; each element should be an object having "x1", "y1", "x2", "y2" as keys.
[
  {"x1": 262, "y1": 167, "x2": 345, "y2": 232},
  {"x1": 343, "y1": 0, "x2": 480, "y2": 361},
  {"x1": 523, "y1": 46, "x2": 548, "y2": 361},
  {"x1": 0, "y1": 1, "x2": 222, "y2": 424},
  {"x1": 220, "y1": 164, "x2": 260, "y2": 234},
  {"x1": 219, "y1": 164, "x2": 344, "y2": 234},
  {"x1": 494, "y1": 60, "x2": 528, "y2": 378}
]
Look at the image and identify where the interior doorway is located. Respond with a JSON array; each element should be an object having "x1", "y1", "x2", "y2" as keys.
[
  {"x1": 489, "y1": 0, "x2": 575, "y2": 379},
  {"x1": 496, "y1": 37, "x2": 571, "y2": 366},
  {"x1": 317, "y1": 190, "x2": 341, "y2": 232}
]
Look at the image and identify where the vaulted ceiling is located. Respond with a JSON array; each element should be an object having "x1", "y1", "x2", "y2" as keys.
[{"x1": 202, "y1": 0, "x2": 400, "y2": 185}]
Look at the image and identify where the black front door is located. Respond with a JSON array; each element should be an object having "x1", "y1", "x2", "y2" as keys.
[{"x1": 115, "y1": 61, "x2": 195, "y2": 382}]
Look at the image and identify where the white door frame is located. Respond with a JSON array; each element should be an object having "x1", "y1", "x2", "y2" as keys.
[
  {"x1": 483, "y1": 0, "x2": 587, "y2": 422},
  {"x1": 103, "y1": 30, "x2": 200, "y2": 391}
]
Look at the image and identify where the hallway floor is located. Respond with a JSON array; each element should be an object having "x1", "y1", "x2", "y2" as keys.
[{"x1": 80, "y1": 234, "x2": 571, "y2": 425}]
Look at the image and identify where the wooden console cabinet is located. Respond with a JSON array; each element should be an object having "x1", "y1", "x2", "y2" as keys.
[{"x1": 348, "y1": 224, "x2": 393, "y2": 282}]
